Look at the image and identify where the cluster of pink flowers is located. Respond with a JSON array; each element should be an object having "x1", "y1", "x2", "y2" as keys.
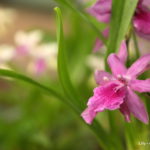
[
  {"x1": 81, "y1": 41, "x2": 150, "y2": 124},
  {"x1": 0, "y1": 30, "x2": 58, "y2": 77},
  {"x1": 89, "y1": 0, "x2": 150, "y2": 51}
]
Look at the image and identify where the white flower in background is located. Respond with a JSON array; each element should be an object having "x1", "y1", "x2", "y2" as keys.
[
  {"x1": 0, "y1": 30, "x2": 58, "y2": 76},
  {"x1": 0, "y1": 45, "x2": 15, "y2": 63},
  {"x1": 14, "y1": 30, "x2": 43, "y2": 55},
  {"x1": 86, "y1": 55, "x2": 104, "y2": 71},
  {"x1": 13, "y1": 30, "x2": 58, "y2": 76},
  {"x1": 86, "y1": 55, "x2": 105, "y2": 87},
  {"x1": 27, "y1": 43, "x2": 58, "y2": 75},
  {"x1": 29, "y1": 43, "x2": 57, "y2": 61},
  {"x1": 136, "y1": 37, "x2": 150, "y2": 55},
  {"x1": 0, "y1": 45, "x2": 15, "y2": 70},
  {"x1": 0, "y1": 8, "x2": 16, "y2": 37}
]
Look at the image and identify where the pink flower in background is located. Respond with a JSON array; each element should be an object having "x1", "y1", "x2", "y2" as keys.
[
  {"x1": 81, "y1": 41, "x2": 150, "y2": 124},
  {"x1": 12, "y1": 30, "x2": 58, "y2": 76},
  {"x1": 89, "y1": 0, "x2": 150, "y2": 51},
  {"x1": 88, "y1": 0, "x2": 111, "y2": 51},
  {"x1": 88, "y1": 0, "x2": 112, "y2": 23},
  {"x1": 94, "y1": 28, "x2": 109, "y2": 52},
  {"x1": 34, "y1": 58, "x2": 47, "y2": 76},
  {"x1": 133, "y1": 0, "x2": 150, "y2": 39}
]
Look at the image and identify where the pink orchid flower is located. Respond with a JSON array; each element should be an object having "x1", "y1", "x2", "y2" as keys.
[
  {"x1": 81, "y1": 41, "x2": 150, "y2": 124},
  {"x1": 88, "y1": 0, "x2": 112, "y2": 23},
  {"x1": 133, "y1": 0, "x2": 150, "y2": 39},
  {"x1": 89, "y1": 0, "x2": 150, "y2": 51}
]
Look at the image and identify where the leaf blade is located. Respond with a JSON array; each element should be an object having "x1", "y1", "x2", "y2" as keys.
[
  {"x1": 55, "y1": 7, "x2": 117, "y2": 150},
  {"x1": 0, "y1": 69, "x2": 63, "y2": 100},
  {"x1": 54, "y1": 0, "x2": 106, "y2": 45},
  {"x1": 105, "y1": 0, "x2": 138, "y2": 70},
  {"x1": 55, "y1": 7, "x2": 83, "y2": 112}
]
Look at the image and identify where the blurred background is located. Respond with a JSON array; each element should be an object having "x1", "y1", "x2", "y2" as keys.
[
  {"x1": 0, "y1": 0, "x2": 150, "y2": 150},
  {"x1": 0, "y1": 0, "x2": 102, "y2": 150}
]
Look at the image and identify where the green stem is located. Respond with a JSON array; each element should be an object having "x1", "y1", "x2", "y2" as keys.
[
  {"x1": 132, "y1": 31, "x2": 140, "y2": 59},
  {"x1": 126, "y1": 37, "x2": 131, "y2": 67}
]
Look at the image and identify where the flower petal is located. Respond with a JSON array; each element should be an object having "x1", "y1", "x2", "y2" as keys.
[
  {"x1": 126, "y1": 88, "x2": 149, "y2": 124},
  {"x1": 130, "y1": 79, "x2": 150, "y2": 93},
  {"x1": 94, "y1": 70, "x2": 112, "y2": 85},
  {"x1": 120, "y1": 101, "x2": 131, "y2": 122},
  {"x1": 89, "y1": 82, "x2": 126, "y2": 110},
  {"x1": 81, "y1": 107, "x2": 97, "y2": 124},
  {"x1": 88, "y1": 0, "x2": 112, "y2": 23},
  {"x1": 81, "y1": 82, "x2": 126, "y2": 124},
  {"x1": 107, "y1": 54, "x2": 127, "y2": 76},
  {"x1": 142, "y1": 0, "x2": 150, "y2": 7},
  {"x1": 93, "y1": 38, "x2": 104, "y2": 52},
  {"x1": 35, "y1": 58, "x2": 46, "y2": 75},
  {"x1": 93, "y1": 28, "x2": 109, "y2": 52},
  {"x1": 133, "y1": 6, "x2": 150, "y2": 39},
  {"x1": 126, "y1": 54, "x2": 150, "y2": 78},
  {"x1": 117, "y1": 41, "x2": 128, "y2": 64}
]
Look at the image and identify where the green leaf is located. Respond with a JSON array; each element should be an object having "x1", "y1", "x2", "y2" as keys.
[
  {"x1": 54, "y1": 0, "x2": 106, "y2": 45},
  {"x1": 55, "y1": 7, "x2": 83, "y2": 113},
  {"x1": 55, "y1": 7, "x2": 116, "y2": 150},
  {"x1": 105, "y1": 0, "x2": 138, "y2": 70},
  {"x1": 0, "y1": 69, "x2": 81, "y2": 114},
  {"x1": 0, "y1": 69, "x2": 64, "y2": 101}
]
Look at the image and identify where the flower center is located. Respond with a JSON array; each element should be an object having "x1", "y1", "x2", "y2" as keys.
[{"x1": 116, "y1": 74, "x2": 131, "y2": 85}]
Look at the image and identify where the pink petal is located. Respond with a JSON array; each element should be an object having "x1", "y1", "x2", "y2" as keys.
[
  {"x1": 88, "y1": 0, "x2": 112, "y2": 23},
  {"x1": 120, "y1": 101, "x2": 131, "y2": 122},
  {"x1": 142, "y1": 0, "x2": 150, "y2": 7},
  {"x1": 93, "y1": 28, "x2": 109, "y2": 52},
  {"x1": 133, "y1": 7, "x2": 150, "y2": 39},
  {"x1": 94, "y1": 70, "x2": 112, "y2": 85},
  {"x1": 93, "y1": 38, "x2": 104, "y2": 52},
  {"x1": 91, "y1": 0, "x2": 112, "y2": 14},
  {"x1": 35, "y1": 58, "x2": 46, "y2": 75},
  {"x1": 16, "y1": 45, "x2": 28, "y2": 56},
  {"x1": 81, "y1": 107, "x2": 97, "y2": 124},
  {"x1": 95, "y1": 13, "x2": 111, "y2": 23},
  {"x1": 126, "y1": 54, "x2": 150, "y2": 78},
  {"x1": 135, "y1": 30, "x2": 150, "y2": 39},
  {"x1": 126, "y1": 88, "x2": 149, "y2": 124},
  {"x1": 107, "y1": 54, "x2": 127, "y2": 76},
  {"x1": 81, "y1": 82, "x2": 126, "y2": 124},
  {"x1": 117, "y1": 40, "x2": 128, "y2": 64},
  {"x1": 130, "y1": 79, "x2": 150, "y2": 93}
]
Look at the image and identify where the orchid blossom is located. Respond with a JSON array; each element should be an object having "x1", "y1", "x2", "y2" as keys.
[
  {"x1": 89, "y1": 0, "x2": 150, "y2": 51},
  {"x1": 81, "y1": 41, "x2": 150, "y2": 124},
  {"x1": 133, "y1": 0, "x2": 150, "y2": 39}
]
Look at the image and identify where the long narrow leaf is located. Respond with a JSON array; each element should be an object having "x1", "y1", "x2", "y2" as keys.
[
  {"x1": 105, "y1": 0, "x2": 138, "y2": 70},
  {"x1": 54, "y1": 0, "x2": 106, "y2": 45},
  {"x1": 0, "y1": 69, "x2": 63, "y2": 101},
  {"x1": 55, "y1": 7, "x2": 116, "y2": 150},
  {"x1": 55, "y1": 7, "x2": 83, "y2": 112},
  {"x1": 0, "y1": 69, "x2": 80, "y2": 113}
]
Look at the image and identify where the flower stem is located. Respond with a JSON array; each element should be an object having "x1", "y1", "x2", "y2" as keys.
[
  {"x1": 126, "y1": 37, "x2": 131, "y2": 67},
  {"x1": 132, "y1": 31, "x2": 140, "y2": 58}
]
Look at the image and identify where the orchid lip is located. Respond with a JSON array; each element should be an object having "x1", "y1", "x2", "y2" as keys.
[{"x1": 114, "y1": 74, "x2": 131, "y2": 86}]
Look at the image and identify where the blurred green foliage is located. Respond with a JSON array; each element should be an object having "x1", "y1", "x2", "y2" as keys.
[
  {"x1": 0, "y1": 0, "x2": 150, "y2": 150},
  {"x1": 0, "y1": 1, "x2": 101, "y2": 150}
]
